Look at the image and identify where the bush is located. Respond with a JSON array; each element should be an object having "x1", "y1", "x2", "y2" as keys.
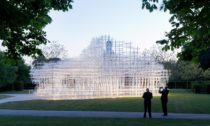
[
  {"x1": 191, "y1": 81, "x2": 210, "y2": 94},
  {"x1": 167, "y1": 81, "x2": 191, "y2": 89},
  {"x1": 14, "y1": 83, "x2": 24, "y2": 91}
]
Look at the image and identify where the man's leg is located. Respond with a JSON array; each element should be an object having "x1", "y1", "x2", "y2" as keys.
[
  {"x1": 144, "y1": 103, "x2": 147, "y2": 118},
  {"x1": 163, "y1": 102, "x2": 167, "y2": 116},
  {"x1": 148, "y1": 102, "x2": 152, "y2": 118},
  {"x1": 161, "y1": 100, "x2": 164, "y2": 115},
  {"x1": 164, "y1": 102, "x2": 168, "y2": 115}
]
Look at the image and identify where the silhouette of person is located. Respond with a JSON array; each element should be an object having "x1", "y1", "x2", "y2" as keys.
[
  {"x1": 159, "y1": 86, "x2": 169, "y2": 116},
  {"x1": 142, "y1": 88, "x2": 153, "y2": 118}
]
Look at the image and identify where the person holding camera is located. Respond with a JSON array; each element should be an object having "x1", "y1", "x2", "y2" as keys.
[{"x1": 159, "y1": 86, "x2": 169, "y2": 116}]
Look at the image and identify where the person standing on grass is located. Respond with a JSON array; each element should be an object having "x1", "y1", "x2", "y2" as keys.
[
  {"x1": 142, "y1": 88, "x2": 153, "y2": 118},
  {"x1": 159, "y1": 86, "x2": 169, "y2": 116}
]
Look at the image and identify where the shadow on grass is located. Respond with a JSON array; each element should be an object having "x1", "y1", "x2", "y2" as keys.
[
  {"x1": 0, "y1": 116, "x2": 210, "y2": 126},
  {"x1": 0, "y1": 90, "x2": 209, "y2": 114}
]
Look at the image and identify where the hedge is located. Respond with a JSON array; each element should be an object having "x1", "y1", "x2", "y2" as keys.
[{"x1": 191, "y1": 81, "x2": 210, "y2": 94}]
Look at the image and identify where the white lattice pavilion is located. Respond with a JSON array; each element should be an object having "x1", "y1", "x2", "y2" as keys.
[{"x1": 31, "y1": 36, "x2": 169, "y2": 100}]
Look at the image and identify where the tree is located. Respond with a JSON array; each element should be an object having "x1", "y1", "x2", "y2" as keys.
[
  {"x1": 14, "y1": 59, "x2": 31, "y2": 90},
  {"x1": 32, "y1": 41, "x2": 66, "y2": 68},
  {"x1": 149, "y1": 45, "x2": 177, "y2": 77},
  {"x1": 32, "y1": 55, "x2": 48, "y2": 68},
  {"x1": 0, "y1": 50, "x2": 32, "y2": 90},
  {"x1": 176, "y1": 61, "x2": 202, "y2": 86},
  {"x1": 142, "y1": 0, "x2": 210, "y2": 70},
  {"x1": 149, "y1": 45, "x2": 203, "y2": 87},
  {"x1": 149, "y1": 45, "x2": 178, "y2": 83},
  {"x1": 42, "y1": 41, "x2": 68, "y2": 59},
  {"x1": 150, "y1": 45, "x2": 177, "y2": 63},
  {"x1": 0, "y1": 52, "x2": 17, "y2": 87},
  {"x1": 0, "y1": 0, "x2": 73, "y2": 59}
]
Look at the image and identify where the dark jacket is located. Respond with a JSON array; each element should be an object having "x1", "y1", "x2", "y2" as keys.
[
  {"x1": 159, "y1": 89, "x2": 169, "y2": 101},
  {"x1": 143, "y1": 91, "x2": 153, "y2": 103}
]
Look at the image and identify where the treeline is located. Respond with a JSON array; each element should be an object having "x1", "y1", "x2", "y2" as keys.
[
  {"x1": 0, "y1": 51, "x2": 32, "y2": 91},
  {"x1": 163, "y1": 60, "x2": 210, "y2": 91},
  {"x1": 150, "y1": 46, "x2": 210, "y2": 90},
  {"x1": 0, "y1": 41, "x2": 66, "y2": 92},
  {"x1": 168, "y1": 60, "x2": 210, "y2": 82}
]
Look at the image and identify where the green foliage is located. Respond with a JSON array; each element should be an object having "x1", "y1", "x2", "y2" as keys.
[
  {"x1": 0, "y1": 52, "x2": 17, "y2": 86},
  {"x1": 142, "y1": 0, "x2": 210, "y2": 70},
  {"x1": 167, "y1": 60, "x2": 210, "y2": 82},
  {"x1": 14, "y1": 60, "x2": 31, "y2": 90},
  {"x1": 174, "y1": 61, "x2": 201, "y2": 81},
  {"x1": 0, "y1": 0, "x2": 73, "y2": 59},
  {"x1": 32, "y1": 55, "x2": 61, "y2": 69},
  {"x1": 0, "y1": 51, "x2": 31, "y2": 90},
  {"x1": 191, "y1": 81, "x2": 210, "y2": 88},
  {"x1": 32, "y1": 55, "x2": 48, "y2": 67},
  {"x1": 199, "y1": 48, "x2": 210, "y2": 70},
  {"x1": 191, "y1": 81, "x2": 210, "y2": 94},
  {"x1": 142, "y1": 0, "x2": 160, "y2": 12}
]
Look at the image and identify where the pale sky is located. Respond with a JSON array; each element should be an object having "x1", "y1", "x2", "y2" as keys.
[{"x1": 44, "y1": 0, "x2": 172, "y2": 58}]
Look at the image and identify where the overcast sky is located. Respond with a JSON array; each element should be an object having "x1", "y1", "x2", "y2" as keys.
[{"x1": 44, "y1": 0, "x2": 172, "y2": 58}]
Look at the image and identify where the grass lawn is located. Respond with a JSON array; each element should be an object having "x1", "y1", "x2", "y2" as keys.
[
  {"x1": 0, "y1": 116, "x2": 210, "y2": 126},
  {"x1": 0, "y1": 89, "x2": 34, "y2": 94},
  {"x1": 0, "y1": 90, "x2": 209, "y2": 114},
  {"x1": 0, "y1": 94, "x2": 11, "y2": 99}
]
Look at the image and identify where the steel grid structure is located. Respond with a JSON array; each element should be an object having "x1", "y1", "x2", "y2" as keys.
[{"x1": 31, "y1": 36, "x2": 169, "y2": 100}]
